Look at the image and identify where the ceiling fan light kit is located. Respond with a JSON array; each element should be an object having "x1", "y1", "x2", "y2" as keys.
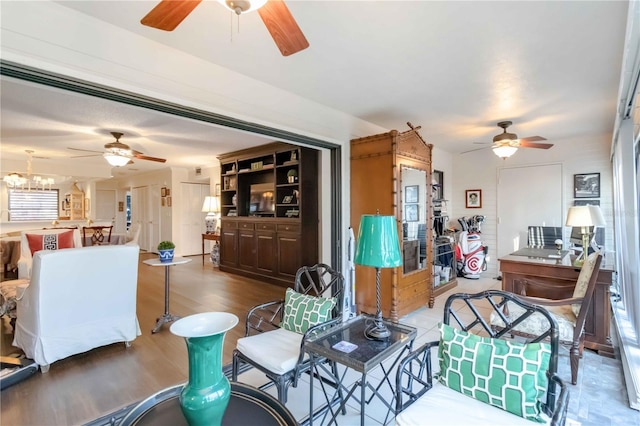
[
  {"x1": 492, "y1": 145, "x2": 518, "y2": 159},
  {"x1": 104, "y1": 153, "x2": 131, "y2": 167},
  {"x1": 220, "y1": 0, "x2": 268, "y2": 15}
]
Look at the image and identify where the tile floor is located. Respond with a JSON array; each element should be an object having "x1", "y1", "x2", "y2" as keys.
[{"x1": 234, "y1": 276, "x2": 640, "y2": 425}]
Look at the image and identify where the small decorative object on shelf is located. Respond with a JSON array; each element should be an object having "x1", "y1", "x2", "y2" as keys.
[
  {"x1": 170, "y1": 312, "x2": 239, "y2": 426},
  {"x1": 158, "y1": 241, "x2": 175, "y2": 263},
  {"x1": 251, "y1": 161, "x2": 263, "y2": 171},
  {"x1": 290, "y1": 150, "x2": 297, "y2": 161},
  {"x1": 285, "y1": 209, "x2": 299, "y2": 218},
  {"x1": 287, "y1": 169, "x2": 298, "y2": 183}
]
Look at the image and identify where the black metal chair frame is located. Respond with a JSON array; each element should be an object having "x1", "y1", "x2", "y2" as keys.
[
  {"x1": 231, "y1": 263, "x2": 345, "y2": 404},
  {"x1": 394, "y1": 290, "x2": 569, "y2": 426}
]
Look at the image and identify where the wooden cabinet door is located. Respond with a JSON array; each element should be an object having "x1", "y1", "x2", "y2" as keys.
[
  {"x1": 238, "y1": 230, "x2": 256, "y2": 270},
  {"x1": 256, "y1": 230, "x2": 276, "y2": 274},
  {"x1": 220, "y1": 229, "x2": 238, "y2": 266},
  {"x1": 277, "y1": 232, "x2": 300, "y2": 279}
]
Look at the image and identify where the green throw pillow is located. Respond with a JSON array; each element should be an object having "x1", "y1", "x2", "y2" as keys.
[
  {"x1": 281, "y1": 288, "x2": 336, "y2": 334},
  {"x1": 437, "y1": 323, "x2": 551, "y2": 423}
]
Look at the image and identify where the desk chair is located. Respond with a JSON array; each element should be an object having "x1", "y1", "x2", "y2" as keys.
[
  {"x1": 82, "y1": 226, "x2": 113, "y2": 246},
  {"x1": 527, "y1": 226, "x2": 562, "y2": 249},
  {"x1": 491, "y1": 252, "x2": 602, "y2": 384}
]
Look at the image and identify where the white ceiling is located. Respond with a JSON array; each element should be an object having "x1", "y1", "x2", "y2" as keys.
[{"x1": 0, "y1": 0, "x2": 629, "y2": 180}]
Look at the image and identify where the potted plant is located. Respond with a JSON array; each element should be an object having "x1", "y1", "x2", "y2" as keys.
[
  {"x1": 158, "y1": 240, "x2": 175, "y2": 263},
  {"x1": 287, "y1": 169, "x2": 298, "y2": 183}
]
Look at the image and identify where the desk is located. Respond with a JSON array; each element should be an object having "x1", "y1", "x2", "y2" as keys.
[
  {"x1": 119, "y1": 381, "x2": 297, "y2": 425},
  {"x1": 499, "y1": 250, "x2": 614, "y2": 356},
  {"x1": 202, "y1": 233, "x2": 220, "y2": 266},
  {"x1": 143, "y1": 257, "x2": 192, "y2": 333},
  {"x1": 305, "y1": 314, "x2": 417, "y2": 426}
]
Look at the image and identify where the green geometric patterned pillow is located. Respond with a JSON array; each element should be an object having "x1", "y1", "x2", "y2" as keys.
[
  {"x1": 281, "y1": 288, "x2": 336, "y2": 334},
  {"x1": 437, "y1": 323, "x2": 551, "y2": 423}
]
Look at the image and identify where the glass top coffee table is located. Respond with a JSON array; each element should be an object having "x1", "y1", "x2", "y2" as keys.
[{"x1": 304, "y1": 314, "x2": 417, "y2": 426}]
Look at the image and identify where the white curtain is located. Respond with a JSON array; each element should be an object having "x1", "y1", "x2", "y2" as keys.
[{"x1": 612, "y1": 118, "x2": 640, "y2": 344}]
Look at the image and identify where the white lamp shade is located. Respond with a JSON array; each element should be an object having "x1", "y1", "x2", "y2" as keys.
[
  {"x1": 492, "y1": 145, "x2": 518, "y2": 159},
  {"x1": 565, "y1": 205, "x2": 606, "y2": 227},
  {"x1": 202, "y1": 196, "x2": 220, "y2": 213},
  {"x1": 103, "y1": 153, "x2": 130, "y2": 167}
]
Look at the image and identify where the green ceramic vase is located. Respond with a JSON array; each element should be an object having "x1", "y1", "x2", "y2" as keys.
[{"x1": 170, "y1": 312, "x2": 239, "y2": 426}]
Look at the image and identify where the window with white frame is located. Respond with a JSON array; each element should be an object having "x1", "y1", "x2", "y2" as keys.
[{"x1": 8, "y1": 189, "x2": 59, "y2": 222}]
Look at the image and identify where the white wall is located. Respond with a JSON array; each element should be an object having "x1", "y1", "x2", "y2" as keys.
[{"x1": 452, "y1": 134, "x2": 613, "y2": 278}]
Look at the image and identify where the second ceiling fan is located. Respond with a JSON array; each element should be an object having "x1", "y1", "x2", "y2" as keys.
[
  {"x1": 140, "y1": 0, "x2": 309, "y2": 57},
  {"x1": 463, "y1": 121, "x2": 554, "y2": 159},
  {"x1": 68, "y1": 132, "x2": 167, "y2": 167}
]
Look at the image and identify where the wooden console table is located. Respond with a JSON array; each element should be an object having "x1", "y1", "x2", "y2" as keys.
[{"x1": 499, "y1": 249, "x2": 615, "y2": 357}]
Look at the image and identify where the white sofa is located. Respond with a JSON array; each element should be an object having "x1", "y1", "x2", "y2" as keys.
[
  {"x1": 13, "y1": 244, "x2": 141, "y2": 372},
  {"x1": 17, "y1": 228, "x2": 83, "y2": 279}
]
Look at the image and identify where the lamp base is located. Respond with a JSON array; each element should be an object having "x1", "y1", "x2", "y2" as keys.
[
  {"x1": 205, "y1": 214, "x2": 218, "y2": 234},
  {"x1": 365, "y1": 320, "x2": 390, "y2": 340}
]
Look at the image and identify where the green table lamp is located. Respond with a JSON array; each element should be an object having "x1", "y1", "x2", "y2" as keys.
[{"x1": 355, "y1": 213, "x2": 402, "y2": 340}]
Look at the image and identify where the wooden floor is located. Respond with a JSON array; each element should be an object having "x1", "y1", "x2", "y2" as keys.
[{"x1": 0, "y1": 252, "x2": 285, "y2": 425}]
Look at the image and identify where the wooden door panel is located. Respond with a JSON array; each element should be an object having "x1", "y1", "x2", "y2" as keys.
[
  {"x1": 238, "y1": 231, "x2": 256, "y2": 270},
  {"x1": 256, "y1": 232, "x2": 276, "y2": 274},
  {"x1": 277, "y1": 234, "x2": 300, "y2": 278}
]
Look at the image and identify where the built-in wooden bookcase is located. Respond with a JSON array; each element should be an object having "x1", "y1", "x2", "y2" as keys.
[{"x1": 218, "y1": 142, "x2": 318, "y2": 287}]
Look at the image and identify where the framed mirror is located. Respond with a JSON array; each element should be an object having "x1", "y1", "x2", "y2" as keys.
[{"x1": 401, "y1": 165, "x2": 428, "y2": 275}]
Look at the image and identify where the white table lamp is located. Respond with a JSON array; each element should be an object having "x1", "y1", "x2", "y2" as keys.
[
  {"x1": 202, "y1": 196, "x2": 220, "y2": 234},
  {"x1": 565, "y1": 205, "x2": 605, "y2": 266}
]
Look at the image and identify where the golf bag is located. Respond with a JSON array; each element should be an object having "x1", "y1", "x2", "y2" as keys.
[{"x1": 455, "y1": 216, "x2": 488, "y2": 279}]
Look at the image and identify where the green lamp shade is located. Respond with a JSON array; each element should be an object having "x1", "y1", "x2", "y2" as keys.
[{"x1": 354, "y1": 215, "x2": 403, "y2": 268}]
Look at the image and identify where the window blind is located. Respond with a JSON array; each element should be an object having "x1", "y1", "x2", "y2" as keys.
[{"x1": 8, "y1": 189, "x2": 59, "y2": 222}]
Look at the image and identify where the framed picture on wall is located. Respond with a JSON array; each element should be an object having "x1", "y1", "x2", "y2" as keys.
[
  {"x1": 405, "y1": 204, "x2": 419, "y2": 222},
  {"x1": 161, "y1": 187, "x2": 167, "y2": 197},
  {"x1": 465, "y1": 189, "x2": 482, "y2": 208},
  {"x1": 574, "y1": 173, "x2": 600, "y2": 198},
  {"x1": 405, "y1": 185, "x2": 419, "y2": 203},
  {"x1": 215, "y1": 183, "x2": 221, "y2": 197}
]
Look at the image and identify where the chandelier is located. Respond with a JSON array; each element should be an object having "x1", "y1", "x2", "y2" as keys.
[
  {"x1": 3, "y1": 172, "x2": 27, "y2": 188},
  {"x1": 2, "y1": 150, "x2": 55, "y2": 190}
]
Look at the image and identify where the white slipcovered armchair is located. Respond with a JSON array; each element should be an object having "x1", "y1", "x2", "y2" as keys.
[
  {"x1": 13, "y1": 244, "x2": 141, "y2": 372},
  {"x1": 17, "y1": 228, "x2": 83, "y2": 279}
]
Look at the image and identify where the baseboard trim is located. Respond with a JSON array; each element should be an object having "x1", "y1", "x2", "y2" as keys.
[{"x1": 612, "y1": 303, "x2": 640, "y2": 410}]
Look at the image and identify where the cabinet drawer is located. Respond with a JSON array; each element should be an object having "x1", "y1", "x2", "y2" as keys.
[
  {"x1": 221, "y1": 221, "x2": 238, "y2": 230},
  {"x1": 277, "y1": 223, "x2": 300, "y2": 233},
  {"x1": 256, "y1": 223, "x2": 276, "y2": 231},
  {"x1": 238, "y1": 222, "x2": 255, "y2": 230}
]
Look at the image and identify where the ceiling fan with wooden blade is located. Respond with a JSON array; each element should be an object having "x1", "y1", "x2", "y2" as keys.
[
  {"x1": 141, "y1": 0, "x2": 309, "y2": 57},
  {"x1": 67, "y1": 132, "x2": 167, "y2": 166},
  {"x1": 462, "y1": 121, "x2": 553, "y2": 158}
]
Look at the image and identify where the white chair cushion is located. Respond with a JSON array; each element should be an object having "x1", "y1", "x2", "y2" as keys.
[
  {"x1": 236, "y1": 328, "x2": 303, "y2": 375},
  {"x1": 395, "y1": 380, "x2": 551, "y2": 426},
  {"x1": 490, "y1": 301, "x2": 576, "y2": 342}
]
